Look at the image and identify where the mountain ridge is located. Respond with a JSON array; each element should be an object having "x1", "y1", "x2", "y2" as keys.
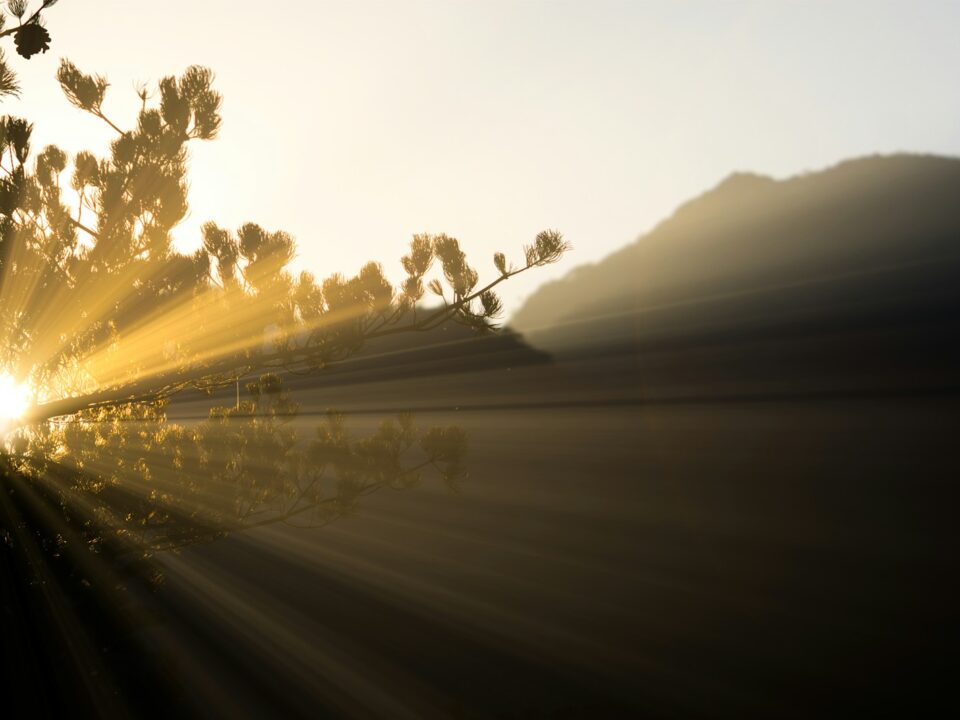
[{"x1": 510, "y1": 153, "x2": 960, "y2": 337}]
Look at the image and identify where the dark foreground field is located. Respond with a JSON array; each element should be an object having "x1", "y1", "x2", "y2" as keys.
[
  {"x1": 4, "y1": 308, "x2": 957, "y2": 718},
  {"x1": 126, "y1": 354, "x2": 953, "y2": 719}
]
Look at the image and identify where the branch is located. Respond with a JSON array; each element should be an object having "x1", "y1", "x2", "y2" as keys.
[
  {"x1": 366, "y1": 257, "x2": 543, "y2": 340},
  {"x1": 69, "y1": 216, "x2": 100, "y2": 239},
  {"x1": 0, "y1": 0, "x2": 56, "y2": 39},
  {"x1": 93, "y1": 110, "x2": 126, "y2": 137},
  {"x1": 21, "y1": 238, "x2": 567, "y2": 425},
  {"x1": 146, "y1": 482, "x2": 387, "y2": 554}
]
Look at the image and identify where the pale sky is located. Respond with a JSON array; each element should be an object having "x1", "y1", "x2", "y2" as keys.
[{"x1": 6, "y1": 1, "x2": 960, "y2": 316}]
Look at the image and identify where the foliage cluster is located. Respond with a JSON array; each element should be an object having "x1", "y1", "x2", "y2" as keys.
[{"x1": 0, "y1": 53, "x2": 567, "y2": 558}]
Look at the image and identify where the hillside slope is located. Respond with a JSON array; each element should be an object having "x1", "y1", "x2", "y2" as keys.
[
  {"x1": 513, "y1": 154, "x2": 960, "y2": 338},
  {"x1": 509, "y1": 154, "x2": 960, "y2": 398}
]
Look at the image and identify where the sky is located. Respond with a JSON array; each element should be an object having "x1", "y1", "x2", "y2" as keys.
[{"x1": 6, "y1": 0, "x2": 960, "y2": 316}]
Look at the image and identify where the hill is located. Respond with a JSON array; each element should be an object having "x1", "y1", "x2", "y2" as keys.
[
  {"x1": 509, "y1": 154, "x2": 960, "y2": 397},
  {"x1": 514, "y1": 154, "x2": 960, "y2": 336}
]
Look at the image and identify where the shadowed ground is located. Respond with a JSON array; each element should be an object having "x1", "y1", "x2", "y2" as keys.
[{"x1": 136, "y1": 352, "x2": 955, "y2": 719}]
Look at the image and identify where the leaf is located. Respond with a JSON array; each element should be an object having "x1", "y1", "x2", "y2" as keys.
[{"x1": 0, "y1": 50, "x2": 20, "y2": 97}]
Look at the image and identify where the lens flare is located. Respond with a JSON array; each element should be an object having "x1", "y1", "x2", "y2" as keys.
[{"x1": 0, "y1": 372, "x2": 31, "y2": 423}]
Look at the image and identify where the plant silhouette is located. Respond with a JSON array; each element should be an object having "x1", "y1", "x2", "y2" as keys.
[
  {"x1": 0, "y1": 13, "x2": 566, "y2": 708},
  {"x1": 0, "y1": 1, "x2": 58, "y2": 96},
  {"x1": 0, "y1": 53, "x2": 567, "y2": 569}
]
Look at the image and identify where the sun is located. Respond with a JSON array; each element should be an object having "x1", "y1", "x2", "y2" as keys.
[{"x1": 0, "y1": 373, "x2": 31, "y2": 423}]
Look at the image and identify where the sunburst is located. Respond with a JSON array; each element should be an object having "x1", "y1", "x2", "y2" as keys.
[{"x1": 0, "y1": 372, "x2": 31, "y2": 425}]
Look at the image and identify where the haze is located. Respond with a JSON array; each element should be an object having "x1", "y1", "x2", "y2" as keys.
[{"x1": 7, "y1": 0, "x2": 960, "y2": 314}]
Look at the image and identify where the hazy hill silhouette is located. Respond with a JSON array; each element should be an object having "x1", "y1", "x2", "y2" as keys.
[
  {"x1": 510, "y1": 154, "x2": 960, "y2": 397},
  {"x1": 513, "y1": 154, "x2": 960, "y2": 340}
]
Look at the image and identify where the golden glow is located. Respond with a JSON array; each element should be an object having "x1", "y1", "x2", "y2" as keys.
[{"x1": 0, "y1": 373, "x2": 31, "y2": 423}]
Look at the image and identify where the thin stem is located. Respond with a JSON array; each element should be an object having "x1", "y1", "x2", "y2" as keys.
[
  {"x1": 0, "y1": 0, "x2": 56, "y2": 39},
  {"x1": 94, "y1": 110, "x2": 126, "y2": 137},
  {"x1": 69, "y1": 216, "x2": 100, "y2": 239}
]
